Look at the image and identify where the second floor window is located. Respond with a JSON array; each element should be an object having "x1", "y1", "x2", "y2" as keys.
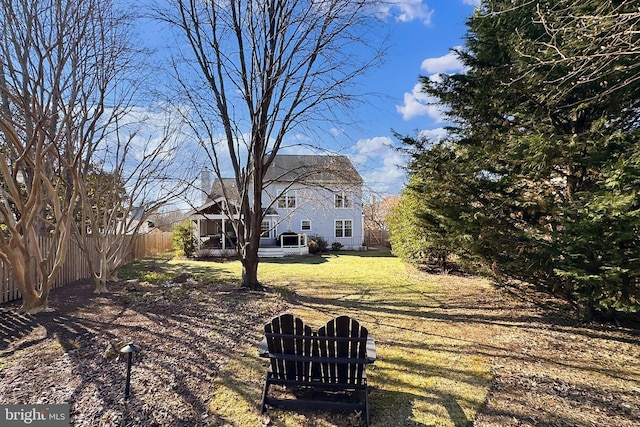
[
  {"x1": 301, "y1": 220, "x2": 311, "y2": 231},
  {"x1": 277, "y1": 190, "x2": 297, "y2": 209},
  {"x1": 334, "y1": 191, "x2": 352, "y2": 208}
]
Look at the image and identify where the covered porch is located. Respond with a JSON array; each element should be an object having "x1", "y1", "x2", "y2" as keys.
[
  {"x1": 190, "y1": 198, "x2": 309, "y2": 258},
  {"x1": 191, "y1": 198, "x2": 239, "y2": 256}
]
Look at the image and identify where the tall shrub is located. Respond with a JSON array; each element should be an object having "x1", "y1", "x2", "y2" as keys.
[{"x1": 172, "y1": 220, "x2": 196, "y2": 258}]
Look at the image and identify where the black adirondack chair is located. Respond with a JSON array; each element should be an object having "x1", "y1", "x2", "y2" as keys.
[{"x1": 259, "y1": 313, "x2": 376, "y2": 426}]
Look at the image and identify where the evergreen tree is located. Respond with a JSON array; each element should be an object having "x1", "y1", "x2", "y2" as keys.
[
  {"x1": 172, "y1": 220, "x2": 196, "y2": 258},
  {"x1": 401, "y1": 0, "x2": 640, "y2": 318}
]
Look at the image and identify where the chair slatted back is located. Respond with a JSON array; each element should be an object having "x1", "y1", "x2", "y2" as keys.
[
  {"x1": 316, "y1": 315, "x2": 368, "y2": 385},
  {"x1": 264, "y1": 313, "x2": 314, "y2": 382}
]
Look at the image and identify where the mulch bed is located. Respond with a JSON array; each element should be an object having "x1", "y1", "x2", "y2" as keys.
[{"x1": 0, "y1": 278, "x2": 287, "y2": 426}]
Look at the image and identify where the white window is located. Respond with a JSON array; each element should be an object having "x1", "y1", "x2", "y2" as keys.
[
  {"x1": 260, "y1": 221, "x2": 272, "y2": 238},
  {"x1": 277, "y1": 190, "x2": 297, "y2": 209},
  {"x1": 334, "y1": 191, "x2": 352, "y2": 208},
  {"x1": 335, "y1": 220, "x2": 353, "y2": 238},
  {"x1": 301, "y1": 220, "x2": 311, "y2": 231}
]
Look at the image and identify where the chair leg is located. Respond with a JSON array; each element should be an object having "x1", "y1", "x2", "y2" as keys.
[
  {"x1": 364, "y1": 384, "x2": 371, "y2": 426},
  {"x1": 260, "y1": 379, "x2": 270, "y2": 414}
]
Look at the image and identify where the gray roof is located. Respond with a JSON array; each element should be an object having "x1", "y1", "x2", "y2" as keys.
[
  {"x1": 205, "y1": 155, "x2": 362, "y2": 204},
  {"x1": 210, "y1": 178, "x2": 241, "y2": 201},
  {"x1": 264, "y1": 155, "x2": 363, "y2": 185}
]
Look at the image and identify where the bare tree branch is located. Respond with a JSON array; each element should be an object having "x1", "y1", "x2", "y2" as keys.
[{"x1": 156, "y1": 0, "x2": 386, "y2": 288}]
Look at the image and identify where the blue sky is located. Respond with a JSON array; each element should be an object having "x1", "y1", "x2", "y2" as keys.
[
  {"x1": 137, "y1": 1, "x2": 479, "y2": 203},
  {"x1": 330, "y1": 0, "x2": 479, "y2": 197}
]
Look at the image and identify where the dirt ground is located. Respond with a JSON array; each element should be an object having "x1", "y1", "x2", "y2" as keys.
[{"x1": 1, "y1": 273, "x2": 639, "y2": 426}]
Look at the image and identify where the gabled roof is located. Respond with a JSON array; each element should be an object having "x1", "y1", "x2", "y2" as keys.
[
  {"x1": 198, "y1": 155, "x2": 363, "y2": 208},
  {"x1": 264, "y1": 155, "x2": 363, "y2": 185},
  {"x1": 210, "y1": 178, "x2": 241, "y2": 201}
]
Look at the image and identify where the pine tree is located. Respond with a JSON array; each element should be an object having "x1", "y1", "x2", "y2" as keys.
[{"x1": 400, "y1": 0, "x2": 640, "y2": 318}]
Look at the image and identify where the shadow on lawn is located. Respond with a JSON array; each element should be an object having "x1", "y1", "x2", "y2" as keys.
[
  {"x1": 259, "y1": 254, "x2": 329, "y2": 265},
  {"x1": 0, "y1": 278, "x2": 286, "y2": 426},
  {"x1": 207, "y1": 343, "x2": 470, "y2": 427},
  {"x1": 275, "y1": 283, "x2": 640, "y2": 426},
  {"x1": 4, "y1": 251, "x2": 638, "y2": 427},
  {"x1": 368, "y1": 363, "x2": 478, "y2": 427},
  {"x1": 0, "y1": 309, "x2": 40, "y2": 351},
  {"x1": 119, "y1": 255, "x2": 239, "y2": 284},
  {"x1": 371, "y1": 389, "x2": 472, "y2": 427},
  {"x1": 287, "y1": 282, "x2": 640, "y2": 348}
]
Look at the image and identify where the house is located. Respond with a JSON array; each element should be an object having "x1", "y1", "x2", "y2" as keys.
[{"x1": 190, "y1": 154, "x2": 365, "y2": 257}]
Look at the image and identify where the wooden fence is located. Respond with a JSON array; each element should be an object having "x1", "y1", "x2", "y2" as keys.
[
  {"x1": 365, "y1": 229, "x2": 391, "y2": 248},
  {"x1": 0, "y1": 232, "x2": 174, "y2": 304}
]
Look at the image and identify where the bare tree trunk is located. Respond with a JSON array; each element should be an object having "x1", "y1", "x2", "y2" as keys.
[
  {"x1": 241, "y1": 249, "x2": 261, "y2": 290},
  {"x1": 73, "y1": 112, "x2": 186, "y2": 295},
  {"x1": 0, "y1": 0, "x2": 146, "y2": 311},
  {"x1": 240, "y1": 206, "x2": 264, "y2": 290},
  {"x1": 8, "y1": 246, "x2": 47, "y2": 313},
  {"x1": 161, "y1": 0, "x2": 385, "y2": 290}
]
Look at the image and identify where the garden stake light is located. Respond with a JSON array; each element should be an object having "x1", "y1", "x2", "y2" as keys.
[{"x1": 120, "y1": 343, "x2": 140, "y2": 399}]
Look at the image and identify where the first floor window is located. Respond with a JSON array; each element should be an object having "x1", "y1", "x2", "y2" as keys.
[
  {"x1": 260, "y1": 221, "x2": 271, "y2": 238},
  {"x1": 335, "y1": 219, "x2": 353, "y2": 238},
  {"x1": 301, "y1": 220, "x2": 311, "y2": 231}
]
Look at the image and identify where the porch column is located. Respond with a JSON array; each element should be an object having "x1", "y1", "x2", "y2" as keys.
[
  {"x1": 221, "y1": 217, "x2": 226, "y2": 250},
  {"x1": 196, "y1": 218, "x2": 201, "y2": 250}
]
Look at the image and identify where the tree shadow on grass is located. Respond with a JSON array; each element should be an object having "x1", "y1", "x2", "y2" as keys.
[
  {"x1": 0, "y1": 309, "x2": 40, "y2": 351},
  {"x1": 257, "y1": 254, "x2": 330, "y2": 265},
  {"x1": 207, "y1": 341, "x2": 480, "y2": 427},
  {"x1": 372, "y1": 389, "x2": 473, "y2": 427},
  {"x1": 118, "y1": 256, "x2": 240, "y2": 286},
  {"x1": 0, "y1": 277, "x2": 287, "y2": 426},
  {"x1": 274, "y1": 282, "x2": 640, "y2": 427}
]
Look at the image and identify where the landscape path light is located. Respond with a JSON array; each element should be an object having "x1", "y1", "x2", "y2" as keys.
[{"x1": 120, "y1": 342, "x2": 140, "y2": 400}]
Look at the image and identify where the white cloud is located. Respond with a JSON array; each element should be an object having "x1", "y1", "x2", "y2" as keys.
[
  {"x1": 396, "y1": 82, "x2": 446, "y2": 122},
  {"x1": 350, "y1": 136, "x2": 409, "y2": 195},
  {"x1": 396, "y1": 48, "x2": 468, "y2": 122},
  {"x1": 420, "y1": 47, "x2": 465, "y2": 74},
  {"x1": 350, "y1": 127, "x2": 451, "y2": 194},
  {"x1": 329, "y1": 127, "x2": 344, "y2": 137},
  {"x1": 354, "y1": 136, "x2": 392, "y2": 156},
  {"x1": 462, "y1": 0, "x2": 481, "y2": 6},
  {"x1": 418, "y1": 127, "x2": 447, "y2": 142},
  {"x1": 378, "y1": 0, "x2": 433, "y2": 25}
]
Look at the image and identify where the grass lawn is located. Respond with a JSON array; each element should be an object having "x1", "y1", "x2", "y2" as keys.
[
  {"x1": 3, "y1": 248, "x2": 637, "y2": 426},
  {"x1": 123, "y1": 249, "x2": 493, "y2": 426},
  {"x1": 117, "y1": 248, "x2": 639, "y2": 427}
]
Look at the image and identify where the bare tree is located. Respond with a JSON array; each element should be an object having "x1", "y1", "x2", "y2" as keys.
[
  {"x1": 74, "y1": 108, "x2": 189, "y2": 293},
  {"x1": 157, "y1": 0, "x2": 385, "y2": 289},
  {"x1": 516, "y1": 0, "x2": 640, "y2": 112},
  {"x1": 0, "y1": 0, "x2": 142, "y2": 312}
]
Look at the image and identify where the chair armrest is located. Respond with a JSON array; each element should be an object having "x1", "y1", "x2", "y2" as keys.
[
  {"x1": 258, "y1": 337, "x2": 268, "y2": 357},
  {"x1": 366, "y1": 336, "x2": 376, "y2": 363}
]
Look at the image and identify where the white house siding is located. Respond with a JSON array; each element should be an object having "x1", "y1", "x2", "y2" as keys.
[
  {"x1": 262, "y1": 183, "x2": 364, "y2": 250},
  {"x1": 192, "y1": 155, "x2": 366, "y2": 254}
]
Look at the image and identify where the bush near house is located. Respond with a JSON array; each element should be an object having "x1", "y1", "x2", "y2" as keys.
[
  {"x1": 331, "y1": 242, "x2": 343, "y2": 251},
  {"x1": 172, "y1": 220, "x2": 196, "y2": 257},
  {"x1": 307, "y1": 234, "x2": 328, "y2": 254}
]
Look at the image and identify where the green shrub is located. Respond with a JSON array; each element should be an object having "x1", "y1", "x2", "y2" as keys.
[
  {"x1": 307, "y1": 234, "x2": 328, "y2": 254},
  {"x1": 331, "y1": 242, "x2": 343, "y2": 251},
  {"x1": 172, "y1": 220, "x2": 196, "y2": 257}
]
